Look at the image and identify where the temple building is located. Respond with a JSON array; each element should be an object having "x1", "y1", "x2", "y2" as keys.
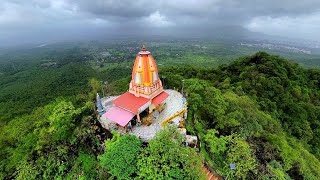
[
  {"x1": 101, "y1": 46, "x2": 169, "y2": 128},
  {"x1": 97, "y1": 46, "x2": 195, "y2": 144}
]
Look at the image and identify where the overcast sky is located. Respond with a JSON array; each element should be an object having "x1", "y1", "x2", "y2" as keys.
[{"x1": 1, "y1": 0, "x2": 320, "y2": 46}]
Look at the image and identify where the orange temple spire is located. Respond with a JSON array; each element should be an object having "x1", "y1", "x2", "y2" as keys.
[{"x1": 129, "y1": 45, "x2": 163, "y2": 99}]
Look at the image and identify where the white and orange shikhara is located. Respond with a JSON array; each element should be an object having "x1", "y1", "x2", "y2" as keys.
[{"x1": 129, "y1": 45, "x2": 163, "y2": 99}]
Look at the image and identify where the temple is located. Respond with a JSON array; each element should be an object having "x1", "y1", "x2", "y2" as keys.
[
  {"x1": 97, "y1": 46, "x2": 196, "y2": 144},
  {"x1": 101, "y1": 46, "x2": 169, "y2": 128}
]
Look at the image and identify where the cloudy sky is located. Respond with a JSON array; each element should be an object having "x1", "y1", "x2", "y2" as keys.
[{"x1": 1, "y1": 0, "x2": 320, "y2": 45}]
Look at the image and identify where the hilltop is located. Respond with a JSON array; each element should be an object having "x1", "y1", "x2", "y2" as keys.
[
  {"x1": 1, "y1": 44, "x2": 320, "y2": 179},
  {"x1": 160, "y1": 52, "x2": 320, "y2": 179}
]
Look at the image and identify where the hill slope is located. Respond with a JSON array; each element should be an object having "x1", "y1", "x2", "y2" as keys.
[
  {"x1": 1, "y1": 49, "x2": 320, "y2": 179},
  {"x1": 161, "y1": 52, "x2": 320, "y2": 179}
]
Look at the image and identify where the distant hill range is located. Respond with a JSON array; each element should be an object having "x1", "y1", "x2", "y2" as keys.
[{"x1": 187, "y1": 25, "x2": 319, "y2": 48}]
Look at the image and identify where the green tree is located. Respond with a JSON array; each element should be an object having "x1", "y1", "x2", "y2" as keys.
[
  {"x1": 67, "y1": 153, "x2": 97, "y2": 180},
  {"x1": 99, "y1": 133, "x2": 142, "y2": 179},
  {"x1": 227, "y1": 136, "x2": 258, "y2": 179},
  {"x1": 0, "y1": 97, "x2": 100, "y2": 179},
  {"x1": 204, "y1": 130, "x2": 258, "y2": 179},
  {"x1": 137, "y1": 126, "x2": 205, "y2": 180}
]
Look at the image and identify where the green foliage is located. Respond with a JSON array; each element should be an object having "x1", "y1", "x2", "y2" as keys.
[
  {"x1": 204, "y1": 129, "x2": 229, "y2": 172},
  {"x1": 0, "y1": 98, "x2": 101, "y2": 179},
  {"x1": 162, "y1": 52, "x2": 320, "y2": 179},
  {"x1": 267, "y1": 134, "x2": 320, "y2": 179},
  {"x1": 222, "y1": 91, "x2": 282, "y2": 137},
  {"x1": 0, "y1": 64, "x2": 97, "y2": 124},
  {"x1": 34, "y1": 100, "x2": 81, "y2": 151},
  {"x1": 105, "y1": 76, "x2": 131, "y2": 95},
  {"x1": 227, "y1": 136, "x2": 258, "y2": 178},
  {"x1": 204, "y1": 130, "x2": 258, "y2": 178},
  {"x1": 267, "y1": 160, "x2": 291, "y2": 180},
  {"x1": 137, "y1": 126, "x2": 205, "y2": 180},
  {"x1": 89, "y1": 78, "x2": 101, "y2": 95},
  {"x1": 99, "y1": 133, "x2": 142, "y2": 180},
  {"x1": 67, "y1": 153, "x2": 97, "y2": 180}
]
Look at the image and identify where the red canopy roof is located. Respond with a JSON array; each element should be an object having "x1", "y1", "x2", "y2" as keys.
[
  {"x1": 113, "y1": 92, "x2": 150, "y2": 113},
  {"x1": 152, "y1": 91, "x2": 169, "y2": 106},
  {"x1": 103, "y1": 106, "x2": 135, "y2": 127}
]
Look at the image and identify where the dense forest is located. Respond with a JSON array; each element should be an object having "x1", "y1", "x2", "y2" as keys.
[
  {"x1": 161, "y1": 52, "x2": 320, "y2": 179},
  {"x1": 1, "y1": 41, "x2": 320, "y2": 179}
]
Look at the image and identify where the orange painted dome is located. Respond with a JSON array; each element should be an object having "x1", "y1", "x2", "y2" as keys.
[{"x1": 129, "y1": 46, "x2": 163, "y2": 99}]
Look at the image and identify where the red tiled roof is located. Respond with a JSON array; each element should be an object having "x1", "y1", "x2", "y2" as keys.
[
  {"x1": 113, "y1": 92, "x2": 150, "y2": 113},
  {"x1": 152, "y1": 91, "x2": 169, "y2": 106}
]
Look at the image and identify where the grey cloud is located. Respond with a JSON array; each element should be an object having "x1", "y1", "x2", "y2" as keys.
[
  {"x1": 68, "y1": 0, "x2": 156, "y2": 19},
  {"x1": 66, "y1": 0, "x2": 320, "y2": 23},
  {"x1": 1, "y1": 0, "x2": 320, "y2": 46}
]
